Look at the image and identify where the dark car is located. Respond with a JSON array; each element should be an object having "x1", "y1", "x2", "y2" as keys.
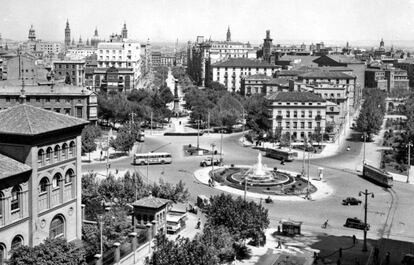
[
  {"x1": 342, "y1": 197, "x2": 362, "y2": 205},
  {"x1": 344, "y1": 217, "x2": 370, "y2": 231}
]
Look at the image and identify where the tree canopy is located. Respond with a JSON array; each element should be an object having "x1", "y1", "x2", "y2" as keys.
[{"x1": 9, "y1": 238, "x2": 86, "y2": 265}]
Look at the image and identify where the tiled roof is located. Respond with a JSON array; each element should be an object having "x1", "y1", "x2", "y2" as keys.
[
  {"x1": 265, "y1": 78, "x2": 290, "y2": 86},
  {"x1": 0, "y1": 153, "x2": 31, "y2": 180},
  {"x1": 133, "y1": 196, "x2": 171, "y2": 209},
  {"x1": 0, "y1": 104, "x2": 89, "y2": 136},
  {"x1": 212, "y1": 58, "x2": 277, "y2": 68},
  {"x1": 299, "y1": 71, "x2": 355, "y2": 79},
  {"x1": 244, "y1": 74, "x2": 272, "y2": 80},
  {"x1": 0, "y1": 83, "x2": 94, "y2": 96},
  {"x1": 266, "y1": 91, "x2": 326, "y2": 102},
  {"x1": 277, "y1": 70, "x2": 307, "y2": 76},
  {"x1": 317, "y1": 66, "x2": 353, "y2": 72},
  {"x1": 321, "y1": 55, "x2": 362, "y2": 64}
]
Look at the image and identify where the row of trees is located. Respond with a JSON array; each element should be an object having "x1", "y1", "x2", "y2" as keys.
[
  {"x1": 184, "y1": 82, "x2": 271, "y2": 133},
  {"x1": 356, "y1": 88, "x2": 386, "y2": 140},
  {"x1": 149, "y1": 194, "x2": 269, "y2": 265},
  {"x1": 82, "y1": 171, "x2": 190, "y2": 257}
]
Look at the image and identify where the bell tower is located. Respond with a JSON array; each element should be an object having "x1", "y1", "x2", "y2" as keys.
[
  {"x1": 122, "y1": 22, "x2": 128, "y2": 39},
  {"x1": 226, "y1": 26, "x2": 231, "y2": 42},
  {"x1": 65, "y1": 19, "x2": 71, "y2": 47}
]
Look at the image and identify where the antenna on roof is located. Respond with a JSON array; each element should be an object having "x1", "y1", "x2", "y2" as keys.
[{"x1": 20, "y1": 58, "x2": 26, "y2": 104}]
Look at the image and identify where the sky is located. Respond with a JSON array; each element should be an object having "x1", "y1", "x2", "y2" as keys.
[{"x1": 1, "y1": 0, "x2": 414, "y2": 47}]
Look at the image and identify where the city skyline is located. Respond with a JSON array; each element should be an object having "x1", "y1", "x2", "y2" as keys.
[{"x1": 1, "y1": 0, "x2": 414, "y2": 47}]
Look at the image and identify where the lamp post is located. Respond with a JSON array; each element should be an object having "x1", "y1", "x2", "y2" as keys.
[
  {"x1": 359, "y1": 189, "x2": 374, "y2": 252},
  {"x1": 195, "y1": 119, "x2": 201, "y2": 151},
  {"x1": 99, "y1": 215, "x2": 103, "y2": 257},
  {"x1": 220, "y1": 131, "x2": 224, "y2": 165},
  {"x1": 362, "y1": 132, "x2": 367, "y2": 165},
  {"x1": 211, "y1": 143, "x2": 216, "y2": 180},
  {"x1": 407, "y1": 142, "x2": 413, "y2": 183}
]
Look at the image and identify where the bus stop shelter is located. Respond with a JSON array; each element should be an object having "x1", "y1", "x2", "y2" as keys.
[{"x1": 281, "y1": 220, "x2": 302, "y2": 236}]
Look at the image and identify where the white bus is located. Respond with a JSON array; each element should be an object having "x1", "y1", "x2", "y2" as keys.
[{"x1": 133, "y1": 152, "x2": 172, "y2": 165}]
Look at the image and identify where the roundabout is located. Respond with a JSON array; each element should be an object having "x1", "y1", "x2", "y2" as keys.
[{"x1": 194, "y1": 152, "x2": 333, "y2": 201}]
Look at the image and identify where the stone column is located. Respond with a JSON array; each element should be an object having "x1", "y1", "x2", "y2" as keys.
[
  {"x1": 94, "y1": 254, "x2": 102, "y2": 265},
  {"x1": 129, "y1": 232, "x2": 138, "y2": 250},
  {"x1": 113, "y1": 242, "x2": 121, "y2": 263}
]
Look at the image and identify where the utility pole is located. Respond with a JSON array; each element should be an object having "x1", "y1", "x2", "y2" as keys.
[
  {"x1": 150, "y1": 111, "x2": 153, "y2": 135},
  {"x1": 220, "y1": 130, "x2": 224, "y2": 165},
  {"x1": 195, "y1": 119, "x2": 201, "y2": 151},
  {"x1": 211, "y1": 143, "x2": 216, "y2": 180},
  {"x1": 362, "y1": 132, "x2": 367, "y2": 165},
  {"x1": 359, "y1": 189, "x2": 374, "y2": 252},
  {"x1": 407, "y1": 142, "x2": 413, "y2": 183},
  {"x1": 306, "y1": 151, "x2": 311, "y2": 199}
]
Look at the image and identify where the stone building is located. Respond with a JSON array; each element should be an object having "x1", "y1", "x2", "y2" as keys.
[{"x1": 0, "y1": 102, "x2": 88, "y2": 261}]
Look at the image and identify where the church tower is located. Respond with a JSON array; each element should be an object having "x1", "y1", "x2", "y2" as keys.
[
  {"x1": 28, "y1": 25, "x2": 36, "y2": 41},
  {"x1": 263, "y1": 30, "x2": 273, "y2": 63},
  {"x1": 380, "y1": 38, "x2": 384, "y2": 48},
  {"x1": 226, "y1": 26, "x2": 231, "y2": 42},
  {"x1": 122, "y1": 22, "x2": 128, "y2": 39},
  {"x1": 65, "y1": 19, "x2": 71, "y2": 47}
]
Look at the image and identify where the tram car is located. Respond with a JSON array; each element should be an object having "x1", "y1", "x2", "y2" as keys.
[{"x1": 362, "y1": 163, "x2": 393, "y2": 188}]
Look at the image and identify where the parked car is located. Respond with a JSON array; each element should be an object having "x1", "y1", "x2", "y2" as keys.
[
  {"x1": 200, "y1": 157, "x2": 221, "y2": 167},
  {"x1": 344, "y1": 217, "x2": 370, "y2": 230},
  {"x1": 342, "y1": 197, "x2": 362, "y2": 205}
]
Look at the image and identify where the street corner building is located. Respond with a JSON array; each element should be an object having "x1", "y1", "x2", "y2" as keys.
[{"x1": 0, "y1": 103, "x2": 88, "y2": 261}]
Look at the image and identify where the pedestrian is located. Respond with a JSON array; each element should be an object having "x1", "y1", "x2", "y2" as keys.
[
  {"x1": 196, "y1": 218, "x2": 201, "y2": 229},
  {"x1": 385, "y1": 251, "x2": 390, "y2": 265},
  {"x1": 352, "y1": 235, "x2": 357, "y2": 245},
  {"x1": 276, "y1": 238, "x2": 282, "y2": 249}
]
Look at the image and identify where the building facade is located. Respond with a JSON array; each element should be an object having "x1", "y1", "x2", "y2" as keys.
[
  {"x1": 394, "y1": 59, "x2": 414, "y2": 87},
  {"x1": 92, "y1": 66, "x2": 134, "y2": 93},
  {"x1": 211, "y1": 58, "x2": 279, "y2": 92},
  {"x1": 0, "y1": 103, "x2": 88, "y2": 261},
  {"x1": 53, "y1": 60, "x2": 86, "y2": 86},
  {"x1": 0, "y1": 83, "x2": 97, "y2": 122},
  {"x1": 267, "y1": 91, "x2": 327, "y2": 141},
  {"x1": 365, "y1": 65, "x2": 409, "y2": 92}
]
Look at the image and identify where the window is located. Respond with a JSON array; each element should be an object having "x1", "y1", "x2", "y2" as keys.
[
  {"x1": 300, "y1": 122, "x2": 305, "y2": 128},
  {"x1": 11, "y1": 236, "x2": 23, "y2": 250},
  {"x1": 38, "y1": 149, "x2": 44, "y2": 166},
  {"x1": 50, "y1": 215, "x2": 65, "y2": 239},
  {"x1": 11, "y1": 186, "x2": 21, "y2": 212},
  {"x1": 301, "y1": 111, "x2": 305, "y2": 118},
  {"x1": 46, "y1": 97, "x2": 50, "y2": 103},
  {"x1": 46, "y1": 147, "x2": 53, "y2": 164},
  {"x1": 293, "y1": 111, "x2": 297, "y2": 118},
  {"x1": 52, "y1": 174, "x2": 61, "y2": 189},
  {"x1": 5, "y1": 97, "x2": 10, "y2": 102},
  {"x1": 39, "y1": 177, "x2": 49, "y2": 193},
  {"x1": 0, "y1": 243, "x2": 6, "y2": 263},
  {"x1": 308, "y1": 122, "x2": 312, "y2": 128},
  {"x1": 286, "y1": 122, "x2": 290, "y2": 128},
  {"x1": 293, "y1": 122, "x2": 297, "y2": 129},
  {"x1": 0, "y1": 192, "x2": 3, "y2": 221},
  {"x1": 308, "y1": 111, "x2": 312, "y2": 118},
  {"x1": 56, "y1": 97, "x2": 60, "y2": 102},
  {"x1": 69, "y1": 141, "x2": 75, "y2": 157},
  {"x1": 65, "y1": 169, "x2": 74, "y2": 184},
  {"x1": 54, "y1": 145, "x2": 60, "y2": 161},
  {"x1": 286, "y1": 111, "x2": 290, "y2": 118},
  {"x1": 61, "y1": 143, "x2": 68, "y2": 160},
  {"x1": 36, "y1": 97, "x2": 40, "y2": 102}
]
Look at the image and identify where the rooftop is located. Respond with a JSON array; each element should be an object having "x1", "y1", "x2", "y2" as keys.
[
  {"x1": 0, "y1": 104, "x2": 89, "y2": 136},
  {"x1": 299, "y1": 71, "x2": 355, "y2": 79},
  {"x1": 266, "y1": 91, "x2": 326, "y2": 103},
  {"x1": 244, "y1": 74, "x2": 272, "y2": 80},
  {"x1": 0, "y1": 153, "x2": 31, "y2": 180},
  {"x1": 0, "y1": 81, "x2": 93, "y2": 96},
  {"x1": 133, "y1": 195, "x2": 171, "y2": 209},
  {"x1": 316, "y1": 55, "x2": 363, "y2": 64},
  {"x1": 212, "y1": 58, "x2": 278, "y2": 68},
  {"x1": 265, "y1": 78, "x2": 290, "y2": 86}
]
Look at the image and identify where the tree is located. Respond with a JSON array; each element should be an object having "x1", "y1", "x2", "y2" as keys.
[
  {"x1": 159, "y1": 84, "x2": 175, "y2": 104},
  {"x1": 206, "y1": 194, "x2": 269, "y2": 242},
  {"x1": 110, "y1": 126, "x2": 135, "y2": 153},
  {"x1": 208, "y1": 81, "x2": 226, "y2": 91},
  {"x1": 151, "y1": 179, "x2": 190, "y2": 203},
  {"x1": 244, "y1": 94, "x2": 271, "y2": 133},
  {"x1": 9, "y1": 238, "x2": 86, "y2": 265},
  {"x1": 64, "y1": 73, "x2": 71, "y2": 84},
  {"x1": 81, "y1": 125, "x2": 102, "y2": 161}
]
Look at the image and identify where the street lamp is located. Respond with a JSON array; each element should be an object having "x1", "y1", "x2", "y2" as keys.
[
  {"x1": 211, "y1": 143, "x2": 216, "y2": 180},
  {"x1": 407, "y1": 142, "x2": 413, "y2": 183},
  {"x1": 359, "y1": 189, "x2": 374, "y2": 252},
  {"x1": 362, "y1": 132, "x2": 367, "y2": 165}
]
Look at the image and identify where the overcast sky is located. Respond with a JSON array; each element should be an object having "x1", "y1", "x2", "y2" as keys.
[{"x1": 1, "y1": 0, "x2": 414, "y2": 46}]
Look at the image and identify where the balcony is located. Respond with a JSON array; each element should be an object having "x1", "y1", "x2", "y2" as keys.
[
  {"x1": 315, "y1": 115, "x2": 322, "y2": 121},
  {"x1": 276, "y1": 115, "x2": 283, "y2": 120}
]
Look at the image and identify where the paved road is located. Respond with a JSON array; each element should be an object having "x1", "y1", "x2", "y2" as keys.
[{"x1": 82, "y1": 130, "x2": 414, "y2": 243}]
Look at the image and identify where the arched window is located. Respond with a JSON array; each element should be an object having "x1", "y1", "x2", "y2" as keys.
[
  {"x1": 38, "y1": 149, "x2": 45, "y2": 166},
  {"x1": 0, "y1": 192, "x2": 3, "y2": 222},
  {"x1": 65, "y1": 169, "x2": 74, "y2": 184},
  {"x1": 69, "y1": 141, "x2": 75, "y2": 157},
  {"x1": 39, "y1": 177, "x2": 49, "y2": 193},
  {"x1": 0, "y1": 243, "x2": 6, "y2": 264},
  {"x1": 46, "y1": 147, "x2": 53, "y2": 164},
  {"x1": 11, "y1": 186, "x2": 21, "y2": 212},
  {"x1": 61, "y1": 143, "x2": 68, "y2": 160},
  {"x1": 11, "y1": 235, "x2": 23, "y2": 250},
  {"x1": 50, "y1": 215, "x2": 65, "y2": 239},
  {"x1": 54, "y1": 145, "x2": 61, "y2": 162},
  {"x1": 52, "y1": 174, "x2": 62, "y2": 189}
]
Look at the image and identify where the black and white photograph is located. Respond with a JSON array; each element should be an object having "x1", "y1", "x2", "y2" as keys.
[{"x1": 0, "y1": 0, "x2": 414, "y2": 264}]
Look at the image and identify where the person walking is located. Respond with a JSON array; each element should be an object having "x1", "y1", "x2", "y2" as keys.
[
  {"x1": 196, "y1": 218, "x2": 201, "y2": 229},
  {"x1": 352, "y1": 235, "x2": 357, "y2": 245},
  {"x1": 276, "y1": 238, "x2": 282, "y2": 249}
]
